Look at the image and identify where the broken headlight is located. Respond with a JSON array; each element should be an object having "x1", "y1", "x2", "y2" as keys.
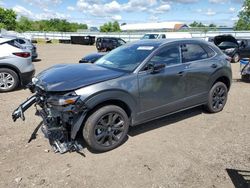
[{"x1": 47, "y1": 95, "x2": 80, "y2": 106}]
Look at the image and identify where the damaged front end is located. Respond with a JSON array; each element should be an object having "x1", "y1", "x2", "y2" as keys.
[{"x1": 12, "y1": 83, "x2": 88, "y2": 154}]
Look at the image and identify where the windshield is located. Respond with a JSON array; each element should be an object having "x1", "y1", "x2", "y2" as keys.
[
  {"x1": 95, "y1": 44, "x2": 155, "y2": 72},
  {"x1": 142, "y1": 34, "x2": 159, "y2": 39}
]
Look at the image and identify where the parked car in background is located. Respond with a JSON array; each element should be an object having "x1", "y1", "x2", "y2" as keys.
[
  {"x1": 240, "y1": 58, "x2": 250, "y2": 81},
  {"x1": 79, "y1": 52, "x2": 107, "y2": 63},
  {"x1": 96, "y1": 37, "x2": 126, "y2": 52},
  {"x1": 14, "y1": 38, "x2": 38, "y2": 60},
  {"x1": 141, "y1": 32, "x2": 192, "y2": 40},
  {"x1": 13, "y1": 39, "x2": 232, "y2": 153},
  {"x1": 141, "y1": 33, "x2": 166, "y2": 39},
  {"x1": 0, "y1": 38, "x2": 35, "y2": 92},
  {"x1": 210, "y1": 35, "x2": 250, "y2": 63},
  {"x1": 237, "y1": 38, "x2": 250, "y2": 59}
]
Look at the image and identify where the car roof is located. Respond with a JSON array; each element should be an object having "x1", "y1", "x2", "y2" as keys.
[
  {"x1": 129, "y1": 38, "x2": 207, "y2": 48},
  {"x1": 98, "y1": 37, "x2": 121, "y2": 39},
  {"x1": 0, "y1": 37, "x2": 13, "y2": 44}
]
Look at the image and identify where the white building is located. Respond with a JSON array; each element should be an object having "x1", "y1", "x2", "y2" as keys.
[{"x1": 121, "y1": 22, "x2": 188, "y2": 32}]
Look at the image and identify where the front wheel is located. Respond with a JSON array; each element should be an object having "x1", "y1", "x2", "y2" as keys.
[
  {"x1": 205, "y1": 82, "x2": 228, "y2": 113},
  {"x1": 83, "y1": 105, "x2": 129, "y2": 152}
]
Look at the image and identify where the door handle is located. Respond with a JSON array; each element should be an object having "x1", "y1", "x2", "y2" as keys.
[
  {"x1": 211, "y1": 64, "x2": 218, "y2": 68},
  {"x1": 177, "y1": 71, "x2": 184, "y2": 76}
]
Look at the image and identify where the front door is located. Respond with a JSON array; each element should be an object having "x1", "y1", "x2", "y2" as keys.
[{"x1": 137, "y1": 44, "x2": 187, "y2": 122}]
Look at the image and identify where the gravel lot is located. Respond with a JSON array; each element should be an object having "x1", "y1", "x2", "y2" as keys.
[{"x1": 0, "y1": 44, "x2": 249, "y2": 188}]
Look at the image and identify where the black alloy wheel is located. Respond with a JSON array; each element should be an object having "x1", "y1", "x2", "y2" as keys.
[
  {"x1": 83, "y1": 105, "x2": 129, "y2": 152},
  {"x1": 205, "y1": 82, "x2": 228, "y2": 113}
]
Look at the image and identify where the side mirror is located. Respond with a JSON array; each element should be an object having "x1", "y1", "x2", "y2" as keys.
[{"x1": 147, "y1": 63, "x2": 166, "y2": 74}]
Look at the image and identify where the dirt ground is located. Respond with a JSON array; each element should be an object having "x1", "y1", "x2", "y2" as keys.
[{"x1": 0, "y1": 44, "x2": 249, "y2": 188}]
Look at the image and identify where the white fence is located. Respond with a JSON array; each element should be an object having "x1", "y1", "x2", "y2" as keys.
[{"x1": 24, "y1": 31, "x2": 250, "y2": 42}]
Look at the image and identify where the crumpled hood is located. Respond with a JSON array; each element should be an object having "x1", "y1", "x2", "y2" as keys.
[{"x1": 35, "y1": 63, "x2": 125, "y2": 92}]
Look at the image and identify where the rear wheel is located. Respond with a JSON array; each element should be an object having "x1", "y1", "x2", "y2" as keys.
[
  {"x1": 83, "y1": 105, "x2": 129, "y2": 152},
  {"x1": 0, "y1": 68, "x2": 19, "y2": 92},
  {"x1": 205, "y1": 82, "x2": 228, "y2": 113}
]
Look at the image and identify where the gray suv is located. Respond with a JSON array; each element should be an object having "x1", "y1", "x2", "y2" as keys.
[{"x1": 12, "y1": 39, "x2": 232, "y2": 153}]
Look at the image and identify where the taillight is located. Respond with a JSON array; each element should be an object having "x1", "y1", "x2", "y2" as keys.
[{"x1": 13, "y1": 52, "x2": 30, "y2": 58}]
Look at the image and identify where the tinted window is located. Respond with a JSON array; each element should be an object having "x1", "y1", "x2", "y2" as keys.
[
  {"x1": 181, "y1": 44, "x2": 208, "y2": 63},
  {"x1": 150, "y1": 46, "x2": 181, "y2": 66},
  {"x1": 202, "y1": 45, "x2": 216, "y2": 58},
  {"x1": 17, "y1": 39, "x2": 25, "y2": 44},
  {"x1": 7, "y1": 40, "x2": 23, "y2": 49},
  {"x1": 118, "y1": 39, "x2": 125, "y2": 45},
  {"x1": 161, "y1": 34, "x2": 166, "y2": 39},
  {"x1": 142, "y1": 34, "x2": 158, "y2": 39}
]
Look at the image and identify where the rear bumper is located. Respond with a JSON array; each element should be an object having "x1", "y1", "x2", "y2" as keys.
[{"x1": 20, "y1": 70, "x2": 35, "y2": 86}]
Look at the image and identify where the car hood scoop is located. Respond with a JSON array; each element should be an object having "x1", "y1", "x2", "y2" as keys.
[{"x1": 35, "y1": 63, "x2": 125, "y2": 92}]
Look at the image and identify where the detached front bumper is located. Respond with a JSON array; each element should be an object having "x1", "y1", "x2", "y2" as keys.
[
  {"x1": 12, "y1": 95, "x2": 37, "y2": 121},
  {"x1": 12, "y1": 92, "x2": 88, "y2": 154}
]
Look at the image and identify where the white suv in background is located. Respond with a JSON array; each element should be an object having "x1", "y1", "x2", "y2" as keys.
[{"x1": 0, "y1": 38, "x2": 35, "y2": 92}]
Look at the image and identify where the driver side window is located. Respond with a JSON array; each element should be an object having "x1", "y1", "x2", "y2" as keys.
[{"x1": 149, "y1": 45, "x2": 181, "y2": 66}]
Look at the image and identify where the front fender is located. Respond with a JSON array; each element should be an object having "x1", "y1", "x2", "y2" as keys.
[{"x1": 84, "y1": 89, "x2": 138, "y2": 117}]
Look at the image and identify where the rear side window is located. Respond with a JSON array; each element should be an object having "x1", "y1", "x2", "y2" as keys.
[
  {"x1": 7, "y1": 40, "x2": 23, "y2": 49},
  {"x1": 202, "y1": 45, "x2": 216, "y2": 58},
  {"x1": 118, "y1": 39, "x2": 125, "y2": 45},
  {"x1": 161, "y1": 34, "x2": 166, "y2": 39},
  {"x1": 17, "y1": 39, "x2": 25, "y2": 44},
  {"x1": 181, "y1": 44, "x2": 208, "y2": 63}
]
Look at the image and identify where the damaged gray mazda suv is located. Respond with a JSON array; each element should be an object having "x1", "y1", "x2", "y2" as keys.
[{"x1": 12, "y1": 39, "x2": 232, "y2": 153}]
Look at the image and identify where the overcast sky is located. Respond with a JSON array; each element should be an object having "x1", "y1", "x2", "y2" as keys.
[{"x1": 0, "y1": 0, "x2": 243, "y2": 27}]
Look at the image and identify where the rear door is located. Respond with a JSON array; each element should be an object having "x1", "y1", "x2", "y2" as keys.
[{"x1": 180, "y1": 42, "x2": 218, "y2": 106}]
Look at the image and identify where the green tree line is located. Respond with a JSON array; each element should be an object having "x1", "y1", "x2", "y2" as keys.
[
  {"x1": 0, "y1": 7, "x2": 88, "y2": 32},
  {"x1": 99, "y1": 21, "x2": 121, "y2": 32}
]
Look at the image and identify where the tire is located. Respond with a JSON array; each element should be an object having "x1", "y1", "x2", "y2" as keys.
[
  {"x1": 83, "y1": 105, "x2": 129, "y2": 152},
  {"x1": 205, "y1": 82, "x2": 228, "y2": 113},
  {"x1": 0, "y1": 68, "x2": 19, "y2": 92},
  {"x1": 232, "y1": 53, "x2": 240, "y2": 63}
]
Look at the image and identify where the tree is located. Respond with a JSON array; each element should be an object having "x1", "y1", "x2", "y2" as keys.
[
  {"x1": 235, "y1": 0, "x2": 250, "y2": 30},
  {"x1": 113, "y1": 21, "x2": 121, "y2": 32},
  {"x1": 0, "y1": 7, "x2": 88, "y2": 32},
  {"x1": 100, "y1": 21, "x2": 121, "y2": 32},
  {"x1": 189, "y1": 21, "x2": 206, "y2": 27},
  {"x1": 0, "y1": 7, "x2": 17, "y2": 30},
  {"x1": 16, "y1": 16, "x2": 32, "y2": 32},
  {"x1": 209, "y1": 23, "x2": 217, "y2": 27}
]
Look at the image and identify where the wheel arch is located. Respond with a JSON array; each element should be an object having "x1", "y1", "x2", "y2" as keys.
[
  {"x1": 0, "y1": 64, "x2": 21, "y2": 83},
  {"x1": 212, "y1": 76, "x2": 231, "y2": 91},
  {"x1": 0, "y1": 63, "x2": 20, "y2": 74},
  {"x1": 84, "y1": 90, "x2": 137, "y2": 118}
]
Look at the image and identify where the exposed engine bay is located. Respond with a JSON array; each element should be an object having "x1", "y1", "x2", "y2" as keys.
[{"x1": 12, "y1": 85, "x2": 87, "y2": 154}]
